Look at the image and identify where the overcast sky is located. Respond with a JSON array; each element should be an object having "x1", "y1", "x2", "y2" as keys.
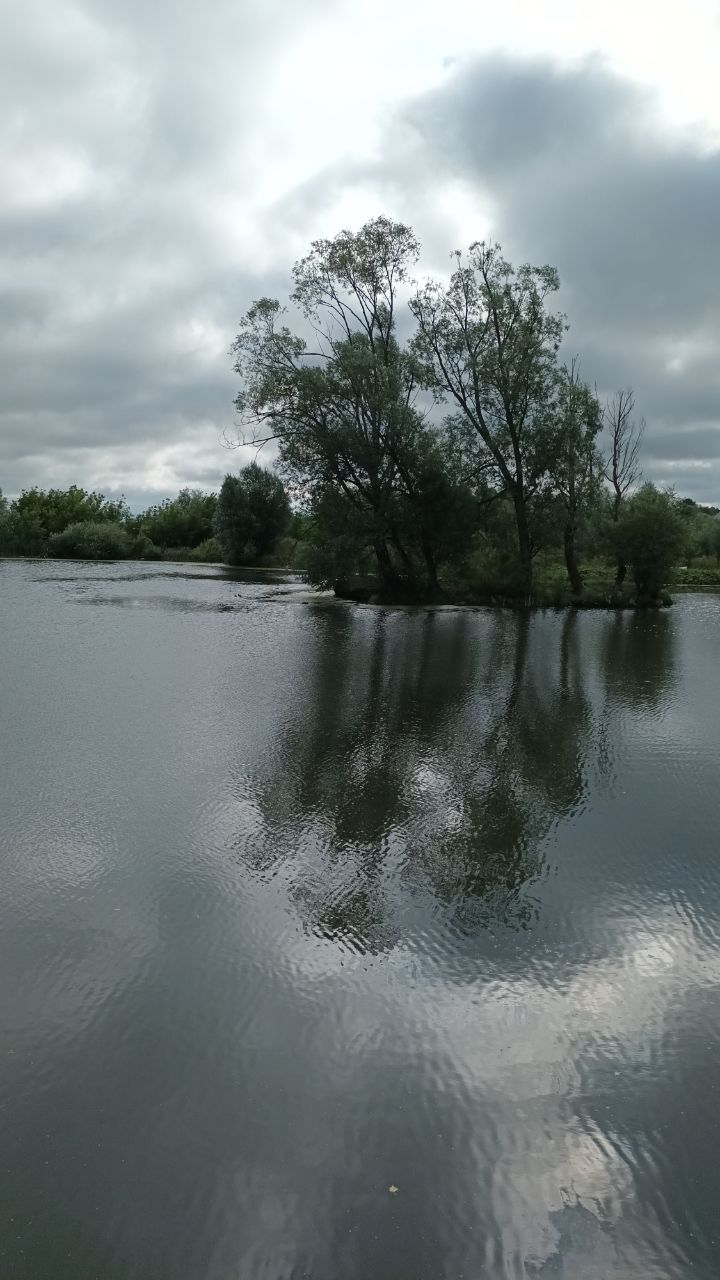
[{"x1": 2, "y1": 0, "x2": 719, "y2": 507}]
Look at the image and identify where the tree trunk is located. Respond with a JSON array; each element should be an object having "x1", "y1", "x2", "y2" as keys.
[
  {"x1": 390, "y1": 531, "x2": 415, "y2": 582},
  {"x1": 513, "y1": 494, "x2": 533, "y2": 596},
  {"x1": 421, "y1": 538, "x2": 440, "y2": 595},
  {"x1": 564, "y1": 520, "x2": 583, "y2": 596},
  {"x1": 612, "y1": 492, "x2": 627, "y2": 589},
  {"x1": 375, "y1": 539, "x2": 399, "y2": 594}
]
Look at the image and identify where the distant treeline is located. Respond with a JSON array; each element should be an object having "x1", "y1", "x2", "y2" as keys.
[{"x1": 0, "y1": 467, "x2": 302, "y2": 569}]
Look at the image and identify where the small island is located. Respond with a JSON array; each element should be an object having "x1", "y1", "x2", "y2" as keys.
[{"x1": 2, "y1": 217, "x2": 719, "y2": 607}]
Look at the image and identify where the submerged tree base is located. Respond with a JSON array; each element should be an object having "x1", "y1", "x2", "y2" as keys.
[{"x1": 333, "y1": 577, "x2": 672, "y2": 610}]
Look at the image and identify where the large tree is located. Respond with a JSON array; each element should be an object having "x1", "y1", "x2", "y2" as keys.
[
  {"x1": 549, "y1": 360, "x2": 603, "y2": 595},
  {"x1": 614, "y1": 484, "x2": 685, "y2": 599},
  {"x1": 411, "y1": 242, "x2": 565, "y2": 594},
  {"x1": 603, "y1": 388, "x2": 644, "y2": 587},
  {"x1": 214, "y1": 462, "x2": 290, "y2": 564},
  {"x1": 230, "y1": 217, "x2": 447, "y2": 594}
]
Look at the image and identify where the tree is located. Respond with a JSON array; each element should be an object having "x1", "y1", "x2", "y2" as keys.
[
  {"x1": 614, "y1": 484, "x2": 685, "y2": 599},
  {"x1": 603, "y1": 388, "x2": 644, "y2": 586},
  {"x1": 393, "y1": 437, "x2": 479, "y2": 592},
  {"x1": 231, "y1": 217, "x2": 442, "y2": 595},
  {"x1": 411, "y1": 241, "x2": 566, "y2": 594},
  {"x1": 0, "y1": 489, "x2": 11, "y2": 555},
  {"x1": 137, "y1": 488, "x2": 217, "y2": 550},
  {"x1": 214, "y1": 462, "x2": 290, "y2": 563},
  {"x1": 2, "y1": 485, "x2": 128, "y2": 555},
  {"x1": 700, "y1": 517, "x2": 720, "y2": 566},
  {"x1": 548, "y1": 360, "x2": 603, "y2": 595},
  {"x1": 12, "y1": 485, "x2": 127, "y2": 536},
  {"x1": 680, "y1": 502, "x2": 720, "y2": 566}
]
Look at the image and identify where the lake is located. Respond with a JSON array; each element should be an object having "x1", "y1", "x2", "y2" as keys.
[{"x1": 1, "y1": 559, "x2": 719, "y2": 1279}]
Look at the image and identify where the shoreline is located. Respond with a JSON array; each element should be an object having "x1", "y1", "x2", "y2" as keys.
[
  {"x1": 331, "y1": 579, "x2": 673, "y2": 612},
  {"x1": 7, "y1": 555, "x2": 719, "y2": 609}
]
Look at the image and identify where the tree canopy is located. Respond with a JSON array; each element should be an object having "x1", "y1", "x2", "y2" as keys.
[
  {"x1": 214, "y1": 462, "x2": 290, "y2": 564},
  {"x1": 134, "y1": 488, "x2": 217, "y2": 550},
  {"x1": 224, "y1": 216, "x2": 715, "y2": 603}
]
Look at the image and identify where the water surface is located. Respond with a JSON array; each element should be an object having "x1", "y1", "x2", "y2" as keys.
[{"x1": 1, "y1": 559, "x2": 719, "y2": 1278}]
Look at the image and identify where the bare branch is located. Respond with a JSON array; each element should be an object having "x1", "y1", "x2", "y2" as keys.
[{"x1": 602, "y1": 388, "x2": 644, "y2": 512}]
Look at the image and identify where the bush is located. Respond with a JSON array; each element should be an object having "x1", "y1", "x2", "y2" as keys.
[
  {"x1": 188, "y1": 537, "x2": 223, "y2": 563},
  {"x1": 160, "y1": 546, "x2": 192, "y2": 561},
  {"x1": 673, "y1": 563, "x2": 720, "y2": 587},
  {"x1": 252, "y1": 535, "x2": 312, "y2": 570},
  {"x1": 154, "y1": 543, "x2": 223, "y2": 562},
  {"x1": 129, "y1": 533, "x2": 163, "y2": 560},
  {"x1": 615, "y1": 485, "x2": 686, "y2": 599},
  {"x1": 138, "y1": 489, "x2": 217, "y2": 549},
  {"x1": 303, "y1": 532, "x2": 376, "y2": 589},
  {"x1": 48, "y1": 521, "x2": 130, "y2": 560}
]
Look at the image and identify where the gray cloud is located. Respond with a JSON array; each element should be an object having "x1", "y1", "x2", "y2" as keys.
[
  {"x1": 0, "y1": 0, "x2": 325, "y2": 500},
  {"x1": 2, "y1": 15, "x2": 719, "y2": 505},
  {"x1": 395, "y1": 55, "x2": 720, "y2": 501}
]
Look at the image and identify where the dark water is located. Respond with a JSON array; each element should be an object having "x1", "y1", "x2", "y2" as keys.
[{"x1": 1, "y1": 560, "x2": 720, "y2": 1279}]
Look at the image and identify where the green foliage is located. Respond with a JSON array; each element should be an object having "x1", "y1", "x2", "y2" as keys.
[
  {"x1": 13, "y1": 484, "x2": 129, "y2": 534},
  {"x1": 128, "y1": 533, "x2": 163, "y2": 560},
  {"x1": 392, "y1": 440, "x2": 480, "y2": 588},
  {"x1": 301, "y1": 489, "x2": 377, "y2": 588},
  {"x1": 411, "y1": 240, "x2": 567, "y2": 591},
  {"x1": 288, "y1": 510, "x2": 313, "y2": 541},
  {"x1": 232, "y1": 218, "x2": 477, "y2": 596},
  {"x1": 546, "y1": 361, "x2": 604, "y2": 592},
  {"x1": 1, "y1": 485, "x2": 128, "y2": 555},
  {"x1": 48, "y1": 521, "x2": 131, "y2": 560},
  {"x1": 678, "y1": 502, "x2": 720, "y2": 564},
  {"x1": 214, "y1": 462, "x2": 290, "y2": 564},
  {"x1": 137, "y1": 488, "x2": 217, "y2": 550},
  {"x1": 6, "y1": 511, "x2": 47, "y2": 556},
  {"x1": 614, "y1": 485, "x2": 686, "y2": 599},
  {"x1": 673, "y1": 562, "x2": 720, "y2": 586},
  {"x1": 0, "y1": 489, "x2": 12, "y2": 554},
  {"x1": 188, "y1": 536, "x2": 223, "y2": 562},
  {"x1": 549, "y1": 364, "x2": 603, "y2": 513},
  {"x1": 268, "y1": 534, "x2": 313, "y2": 570}
]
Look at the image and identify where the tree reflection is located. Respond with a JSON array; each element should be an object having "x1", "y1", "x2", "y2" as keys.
[
  {"x1": 600, "y1": 610, "x2": 676, "y2": 711},
  {"x1": 235, "y1": 607, "x2": 596, "y2": 951}
]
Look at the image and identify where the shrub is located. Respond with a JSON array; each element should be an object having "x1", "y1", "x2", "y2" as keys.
[
  {"x1": 48, "y1": 521, "x2": 130, "y2": 560},
  {"x1": 129, "y1": 533, "x2": 163, "y2": 560},
  {"x1": 188, "y1": 537, "x2": 223, "y2": 563},
  {"x1": 673, "y1": 564, "x2": 720, "y2": 587},
  {"x1": 160, "y1": 547, "x2": 192, "y2": 561},
  {"x1": 614, "y1": 485, "x2": 686, "y2": 599},
  {"x1": 138, "y1": 489, "x2": 217, "y2": 549}
]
